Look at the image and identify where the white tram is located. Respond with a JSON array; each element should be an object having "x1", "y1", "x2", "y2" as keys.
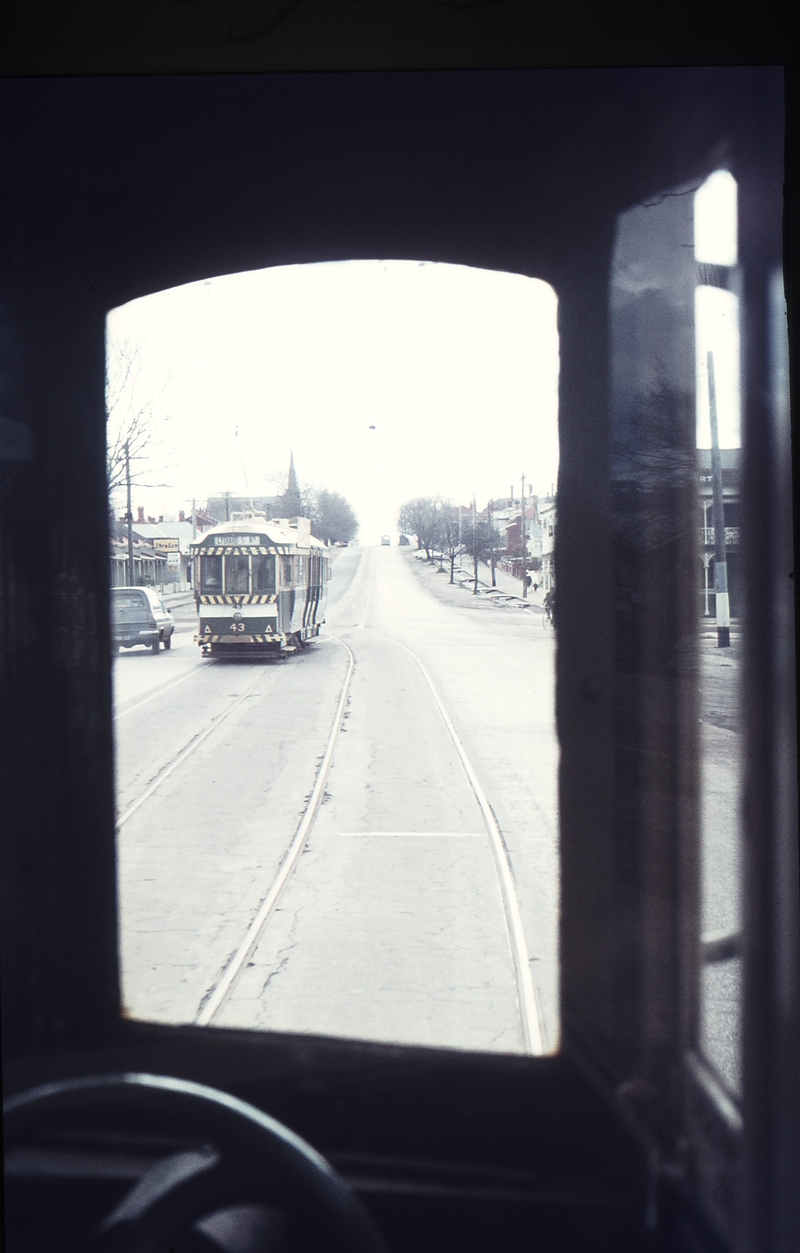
[{"x1": 189, "y1": 516, "x2": 330, "y2": 656}]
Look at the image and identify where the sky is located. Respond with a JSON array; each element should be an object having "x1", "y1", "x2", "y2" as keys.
[
  {"x1": 106, "y1": 260, "x2": 560, "y2": 544},
  {"x1": 694, "y1": 169, "x2": 740, "y2": 450}
]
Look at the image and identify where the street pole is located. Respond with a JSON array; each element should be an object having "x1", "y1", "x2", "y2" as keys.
[
  {"x1": 488, "y1": 500, "x2": 496, "y2": 586},
  {"x1": 472, "y1": 496, "x2": 478, "y2": 594},
  {"x1": 521, "y1": 473, "x2": 527, "y2": 597},
  {"x1": 191, "y1": 497, "x2": 197, "y2": 540},
  {"x1": 707, "y1": 350, "x2": 730, "y2": 647},
  {"x1": 125, "y1": 440, "x2": 134, "y2": 586}
]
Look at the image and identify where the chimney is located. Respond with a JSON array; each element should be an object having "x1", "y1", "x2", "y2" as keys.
[
  {"x1": 158, "y1": 515, "x2": 163, "y2": 523},
  {"x1": 137, "y1": 506, "x2": 145, "y2": 522},
  {"x1": 179, "y1": 510, "x2": 185, "y2": 523},
  {"x1": 147, "y1": 516, "x2": 155, "y2": 524}
]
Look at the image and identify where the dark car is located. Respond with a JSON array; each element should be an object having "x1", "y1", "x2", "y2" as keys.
[{"x1": 111, "y1": 587, "x2": 175, "y2": 654}]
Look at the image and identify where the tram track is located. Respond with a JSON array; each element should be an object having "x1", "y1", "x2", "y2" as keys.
[
  {"x1": 114, "y1": 661, "x2": 206, "y2": 722},
  {"x1": 115, "y1": 667, "x2": 270, "y2": 830},
  {"x1": 191, "y1": 605, "x2": 545, "y2": 1054},
  {"x1": 372, "y1": 629, "x2": 545, "y2": 1056},
  {"x1": 194, "y1": 638, "x2": 356, "y2": 1026}
]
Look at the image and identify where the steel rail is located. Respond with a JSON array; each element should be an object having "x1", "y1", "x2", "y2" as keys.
[
  {"x1": 115, "y1": 669, "x2": 268, "y2": 830},
  {"x1": 194, "y1": 638, "x2": 356, "y2": 1026},
  {"x1": 373, "y1": 629, "x2": 545, "y2": 1056},
  {"x1": 114, "y1": 660, "x2": 208, "y2": 722}
]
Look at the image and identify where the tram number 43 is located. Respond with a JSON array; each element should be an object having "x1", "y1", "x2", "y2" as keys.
[{"x1": 229, "y1": 621, "x2": 246, "y2": 632}]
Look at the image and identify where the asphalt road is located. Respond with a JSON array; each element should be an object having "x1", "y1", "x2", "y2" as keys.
[
  {"x1": 113, "y1": 548, "x2": 741, "y2": 1084},
  {"x1": 114, "y1": 546, "x2": 559, "y2": 1054}
]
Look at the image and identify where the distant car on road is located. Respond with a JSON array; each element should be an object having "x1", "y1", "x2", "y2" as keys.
[
  {"x1": 381, "y1": 535, "x2": 391, "y2": 546},
  {"x1": 111, "y1": 587, "x2": 175, "y2": 654}
]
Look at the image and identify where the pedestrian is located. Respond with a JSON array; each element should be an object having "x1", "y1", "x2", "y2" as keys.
[
  {"x1": 523, "y1": 572, "x2": 531, "y2": 591},
  {"x1": 532, "y1": 582, "x2": 539, "y2": 593}
]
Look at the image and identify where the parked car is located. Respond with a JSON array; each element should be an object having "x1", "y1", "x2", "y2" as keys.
[
  {"x1": 111, "y1": 587, "x2": 175, "y2": 654},
  {"x1": 381, "y1": 535, "x2": 391, "y2": 546}
]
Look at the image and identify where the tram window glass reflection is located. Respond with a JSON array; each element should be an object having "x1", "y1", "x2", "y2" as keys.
[
  {"x1": 282, "y1": 558, "x2": 292, "y2": 584},
  {"x1": 200, "y1": 555, "x2": 222, "y2": 592},
  {"x1": 225, "y1": 555, "x2": 250, "y2": 593},
  {"x1": 253, "y1": 555, "x2": 276, "y2": 593}
]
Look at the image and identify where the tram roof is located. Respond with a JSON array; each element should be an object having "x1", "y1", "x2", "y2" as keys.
[{"x1": 192, "y1": 517, "x2": 325, "y2": 550}]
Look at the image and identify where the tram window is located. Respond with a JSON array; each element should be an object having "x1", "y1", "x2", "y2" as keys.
[
  {"x1": 694, "y1": 171, "x2": 744, "y2": 1097},
  {"x1": 225, "y1": 554, "x2": 250, "y2": 594},
  {"x1": 200, "y1": 555, "x2": 222, "y2": 592},
  {"x1": 253, "y1": 555, "x2": 276, "y2": 593},
  {"x1": 108, "y1": 260, "x2": 558, "y2": 1058}
]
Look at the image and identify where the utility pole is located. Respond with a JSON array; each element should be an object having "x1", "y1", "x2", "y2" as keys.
[
  {"x1": 191, "y1": 497, "x2": 197, "y2": 540},
  {"x1": 488, "y1": 500, "x2": 496, "y2": 587},
  {"x1": 521, "y1": 473, "x2": 527, "y2": 597},
  {"x1": 708, "y1": 351, "x2": 730, "y2": 647},
  {"x1": 472, "y1": 496, "x2": 479, "y2": 594},
  {"x1": 125, "y1": 440, "x2": 135, "y2": 586}
]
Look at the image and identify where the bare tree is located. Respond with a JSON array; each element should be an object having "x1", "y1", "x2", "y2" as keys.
[
  {"x1": 106, "y1": 340, "x2": 172, "y2": 505},
  {"x1": 462, "y1": 513, "x2": 502, "y2": 593},
  {"x1": 438, "y1": 503, "x2": 466, "y2": 584},
  {"x1": 397, "y1": 497, "x2": 441, "y2": 560}
]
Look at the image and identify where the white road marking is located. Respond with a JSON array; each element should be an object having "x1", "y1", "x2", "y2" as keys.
[
  {"x1": 374, "y1": 628, "x2": 545, "y2": 1056},
  {"x1": 195, "y1": 638, "x2": 356, "y2": 1027},
  {"x1": 115, "y1": 670, "x2": 268, "y2": 830}
]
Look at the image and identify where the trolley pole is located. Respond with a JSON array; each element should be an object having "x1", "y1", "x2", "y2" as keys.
[
  {"x1": 707, "y1": 351, "x2": 730, "y2": 647},
  {"x1": 125, "y1": 441, "x2": 135, "y2": 586}
]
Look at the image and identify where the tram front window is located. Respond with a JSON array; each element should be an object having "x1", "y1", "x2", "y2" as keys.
[
  {"x1": 253, "y1": 555, "x2": 276, "y2": 593},
  {"x1": 200, "y1": 555, "x2": 222, "y2": 593},
  {"x1": 109, "y1": 258, "x2": 561, "y2": 1059},
  {"x1": 225, "y1": 555, "x2": 250, "y2": 594}
]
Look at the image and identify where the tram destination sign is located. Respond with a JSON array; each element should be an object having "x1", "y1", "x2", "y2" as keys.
[{"x1": 207, "y1": 534, "x2": 263, "y2": 546}]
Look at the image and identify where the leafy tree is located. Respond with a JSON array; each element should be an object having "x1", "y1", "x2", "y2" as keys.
[
  {"x1": 307, "y1": 489, "x2": 359, "y2": 544},
  {"x1": 397, "y1": 497, "x2": 441, "y2": 559}
]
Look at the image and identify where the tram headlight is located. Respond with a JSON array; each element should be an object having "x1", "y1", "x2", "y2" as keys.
[{"x1": 232, "y1": 611, "x2": 243, "y2": 622}]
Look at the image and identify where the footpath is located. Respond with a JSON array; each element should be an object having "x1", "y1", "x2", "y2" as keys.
[
  {"x1": 159, "y1": 589, "x2": 196, "y2": 610},
  {"x1": 413, "y1": 550, "x2": 546, "y2": 614},
  {"x1": 405, "y1": 550, "x2": 548, "y2": 619}
]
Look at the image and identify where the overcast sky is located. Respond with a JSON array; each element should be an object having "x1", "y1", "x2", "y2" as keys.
[{"x1": 106, "y1": 260, "x2": 560, "y2": 543}]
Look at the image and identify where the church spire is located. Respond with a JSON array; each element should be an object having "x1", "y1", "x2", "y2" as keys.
[
  {"x1": 280, "y1": 450, "x2": 304, "y2": 518},
  {"x1": 287, "y1": 450, "x2": 299, "y2": 496}
]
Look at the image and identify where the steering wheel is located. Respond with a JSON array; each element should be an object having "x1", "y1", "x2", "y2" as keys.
[{"x1": 3, "y1": 1072, "x2": 390, "y2": 1253}]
